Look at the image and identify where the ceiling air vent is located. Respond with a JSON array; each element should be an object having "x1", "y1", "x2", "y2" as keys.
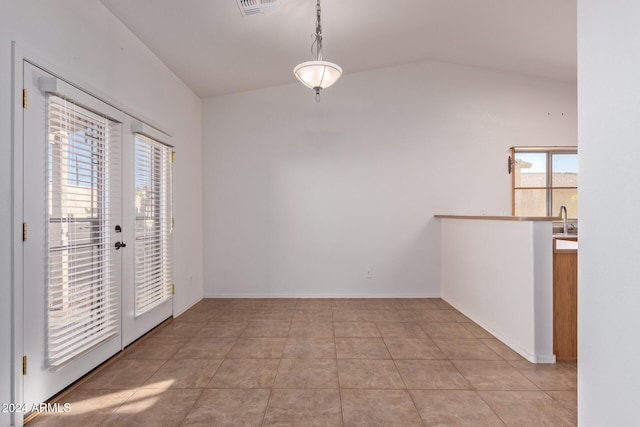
[{"x1": 236, "y1": 0, "x2": 279, "y2": 17}]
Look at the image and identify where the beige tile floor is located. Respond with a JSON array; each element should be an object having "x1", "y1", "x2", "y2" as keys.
[{"x1": 28, "y1": 298, "x2": 577, "y2": 426}]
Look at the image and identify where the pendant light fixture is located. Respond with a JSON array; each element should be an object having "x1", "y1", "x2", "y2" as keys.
[{"x1": 293, "y1": 0, "x2": 342, "y2": 101}]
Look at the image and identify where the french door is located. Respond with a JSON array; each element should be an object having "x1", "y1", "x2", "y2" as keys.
[
  {"x1": 121, "y1": 129, "x2": 174, "y2": 346},
  {"x1": 22, "y1": 62, "x2": 172, "y2": 408}
]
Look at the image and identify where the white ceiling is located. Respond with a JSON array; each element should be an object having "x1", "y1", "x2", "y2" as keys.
[{"x1": 99, "y1": 0, "x2": 576, "y2": 99}]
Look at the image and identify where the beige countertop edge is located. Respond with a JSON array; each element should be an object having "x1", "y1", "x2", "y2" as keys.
[
  {"x1": 434, "y1": 215, "x2": 561, "y2": 222},
  {"x1": 554, "y1": 248, "x2": 578, "y2": 254},
  {"x1": 553, "y1": 235, "x2": 578, "y2": 241}
]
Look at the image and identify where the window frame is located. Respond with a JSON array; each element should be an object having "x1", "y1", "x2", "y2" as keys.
[
  {"x1": 510, "y1": 146, "x2": 578, "y2": 218},
  {"x1": 132, "y1": 132, "x2": 174, "y2": 317},
  {"x1": 45, "y1": 94, "x2": 121, "y2": 368}
]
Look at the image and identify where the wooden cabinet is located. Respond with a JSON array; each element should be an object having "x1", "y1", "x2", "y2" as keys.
[{"x1": 553, "y1": 241, "x2": 578, "y2": 360}]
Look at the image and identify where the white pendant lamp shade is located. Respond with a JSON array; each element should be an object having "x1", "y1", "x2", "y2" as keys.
[
  {"x1": 293, "y1": 60, "x2": 342, "y2": 93},
  {"x1": 295, "y1": 0, "x2": 341, "y2": 100}
]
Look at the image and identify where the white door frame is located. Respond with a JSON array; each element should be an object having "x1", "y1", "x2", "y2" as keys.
[{"x1": 11, "y1": 40, "x2": 27, "y2": 427}]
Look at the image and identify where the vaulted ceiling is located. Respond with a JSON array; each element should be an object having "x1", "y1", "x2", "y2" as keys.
[{"x1": 99, "y1": 0, "x2": 576, "y2": 98}]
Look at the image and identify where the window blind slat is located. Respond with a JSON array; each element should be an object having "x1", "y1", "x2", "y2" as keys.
[
  {"x1": 134, "y1": 134, "x2": 173, "y2": 316},
  {"x1": 46, "y1": 95, "x2": 120, "y2": 368}
]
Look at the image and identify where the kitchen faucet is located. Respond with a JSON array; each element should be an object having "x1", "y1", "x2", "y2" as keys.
[{"x1": 559, "y1": 205, "x2": 568, "y2": 235}]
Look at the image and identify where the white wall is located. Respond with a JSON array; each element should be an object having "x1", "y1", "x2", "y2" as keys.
[
  {"x1": 440, "y1": 218, "x2": 554, "y2": 363},
  {"x1": 578, "y1": 1, "x2": 640, "y2": 424},
  {"x1": 0, "y1": 1, "x2": 203, "y2": 424},
  {"x1": 202, "y1": 61, "x2": 576, "y2": 298}
]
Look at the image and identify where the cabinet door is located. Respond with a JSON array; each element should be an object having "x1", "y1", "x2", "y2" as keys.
[{"x1": 553, "y1": 250, "x2": 578, "y2": 360}]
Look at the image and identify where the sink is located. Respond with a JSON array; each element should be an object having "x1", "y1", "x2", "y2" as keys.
[{"x1": 552, "y1": 223, "x2": 577, "y2": 235}]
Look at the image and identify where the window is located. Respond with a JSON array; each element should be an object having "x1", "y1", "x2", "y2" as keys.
[
  {"x1": 134, "y1": 133, "x2": 173, "y2": 316},
  {"x1": 511, "y1": 147, "x2": 578, "y2": 218},
  {"x1": 47, "y1": 95, "x2": 120, "y2": 367}
]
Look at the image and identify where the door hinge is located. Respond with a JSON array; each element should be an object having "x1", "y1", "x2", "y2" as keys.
[
  {"x1": 172, "y1": 284, "x2": 175, "y2": 295},
  {"x1": 22, "y1": 222, "x2": 27, "y2": 242},
  {"x1": 22, "y1": 355, "x2": 27, "y2": 375},
  {"x1": 23, "y1": 88, "x2": 27, "y2": 109},
  {"x1": 171, "y1": 218, "x2": 175, "y2": 230},
  {"x1": 171, "y1": 151, "x2": 175, "y2": 163}
]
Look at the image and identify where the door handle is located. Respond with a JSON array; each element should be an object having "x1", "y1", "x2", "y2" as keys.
[{"x1": 115, "y1": 241, "x2": 127, "y2": 250}]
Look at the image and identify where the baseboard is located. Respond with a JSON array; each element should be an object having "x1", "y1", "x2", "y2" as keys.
[
  {"x1": 443, "y1": 297, "x2": 557, "y2": 364},
  {"x1": 174, "y1": 297, "x2": 204, "y2": 317},
  {"x1": 533, "y1": 354, "x2": 557, "y2": 364},
  {"x1": 202, "y1": 293, "x2": 442, "y2": 299}
]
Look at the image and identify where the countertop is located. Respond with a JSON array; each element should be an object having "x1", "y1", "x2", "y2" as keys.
[{"x1": 435, "y1": 215, "x2": 561, "y2": 222}]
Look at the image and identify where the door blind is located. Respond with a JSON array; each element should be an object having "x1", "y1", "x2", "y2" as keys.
[
  {"x1": 134, "y1": 134, "x2": 173, "y2": 316},
  {"x1": 46, "y1": 95, "x2": 120, "y2": 368}
]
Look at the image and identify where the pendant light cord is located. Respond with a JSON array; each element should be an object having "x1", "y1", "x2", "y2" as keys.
[{"x1": 310, "y1": 0, "x2": 323, "y2": 61}]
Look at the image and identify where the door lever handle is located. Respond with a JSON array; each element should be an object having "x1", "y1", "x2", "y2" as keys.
[{"x1": 115, "y1": 241, "x2": 127, "y2": 250}]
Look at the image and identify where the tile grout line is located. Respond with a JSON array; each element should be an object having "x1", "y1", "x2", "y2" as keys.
[
  {"x1": 333, "y1": 314, "x2": 345, "y2": 427},
  {"x1": 380, "y1": 323, "x2": 428, "y2": 426},
  {"x1": 176, "y1": 388, "x2": 206, "y2": 427}
]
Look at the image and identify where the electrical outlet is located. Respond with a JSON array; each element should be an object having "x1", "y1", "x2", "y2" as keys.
[{"x1": 366, "y1": 269, "x2": 373, "y2": 279}]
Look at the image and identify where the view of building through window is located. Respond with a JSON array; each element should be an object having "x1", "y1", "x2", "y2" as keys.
[{"x1": 512, "y1": 147, "x2": 578, "y2": 218}]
